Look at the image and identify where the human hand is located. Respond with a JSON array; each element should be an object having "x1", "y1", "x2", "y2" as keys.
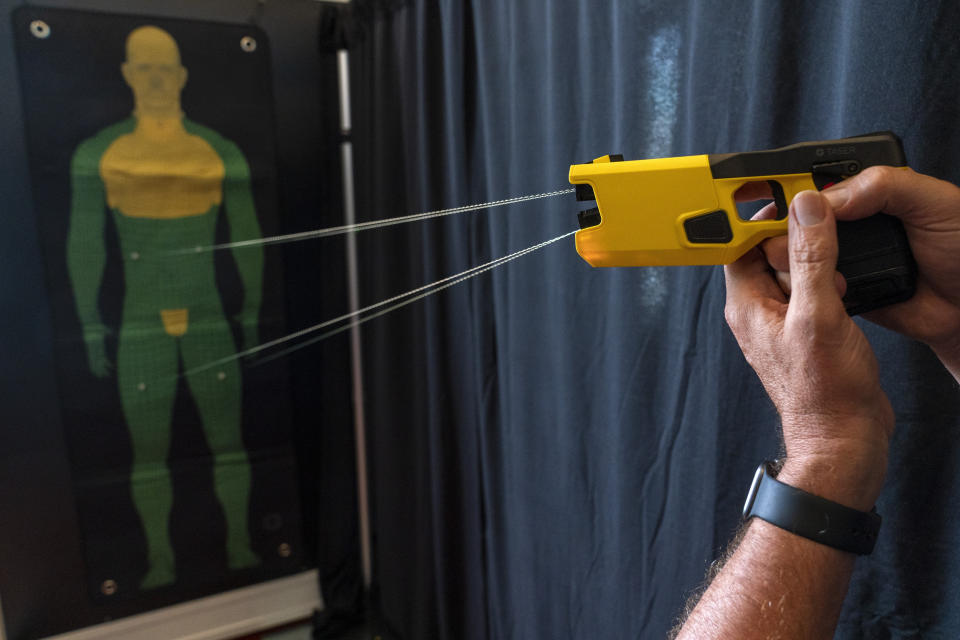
[
  {"x1": 82, "y1": 322, "x2": 113, "y2": 378},
  {"x1": 725, "y1": 191, "x2": 894, "y2": 510},
  {"x1": 759, "y1": 167, "x2": 960, "y2": 382}
]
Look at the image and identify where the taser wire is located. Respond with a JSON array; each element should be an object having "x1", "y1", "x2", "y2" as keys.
[
  {"x1": 176, "y1": 188, "x2": 575, "y2": 254},
  {"x1": 181, "y1": 229, "x2": 577, "y2": 376}
]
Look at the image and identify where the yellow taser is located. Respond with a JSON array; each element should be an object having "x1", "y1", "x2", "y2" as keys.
[
  {"x1": 569, "y1": 132, "x2": 917, "y2": 315},
  {"x1": 570, "y1": 132, "x2": 906, "y2": 266}
]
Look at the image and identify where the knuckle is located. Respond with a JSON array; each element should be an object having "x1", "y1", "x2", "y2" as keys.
[
  {"x1": 858, "y1": 164, "x2": 897, "y2": 190},
  {"x1": 785, "y1": 306, "x2": 841, "y2": 350},
  {"x1": 791, "y1": 234, "x2": 833, "y2": 265},
  {"x1": 785, "y1": 311, "x2": 817, "y2": 338},
  {"x1": 725, "y1": 303, "x2": 765, "y2": 347},
  {"x1": 724, "y1": 302, "x2": 743, "y2": 332},
  {"x1": 852, "y1": 165, "x2": 905, "y2": 208}
]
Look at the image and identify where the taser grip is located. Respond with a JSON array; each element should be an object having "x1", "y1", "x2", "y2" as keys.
[{"x1": 572, "y1": 132, "x2": 917, "y2": 314}]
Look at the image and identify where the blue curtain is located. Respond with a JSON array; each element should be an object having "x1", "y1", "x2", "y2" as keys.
[{"x1": 350, "y1": 1, "x2": 960, "y2": 637}]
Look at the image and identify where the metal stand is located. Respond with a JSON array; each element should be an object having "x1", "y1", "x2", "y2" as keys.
[{"x1": 337, "y1": 48, "x2": 372, "y2": 592}]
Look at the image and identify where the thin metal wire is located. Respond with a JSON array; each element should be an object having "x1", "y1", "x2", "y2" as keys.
[
  {"x1": 250, "y1": 229, "x2": 578, "y2": 368},
  {"x1": 172, "y1": 188, "x2": 575, "y2": 255},
  {"x1": 180, "y1": 229, "x2": 577, "y2": 377}
]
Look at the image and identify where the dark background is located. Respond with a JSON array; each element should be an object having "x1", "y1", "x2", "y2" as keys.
[{"x1": 1, "y1": 1, "x2": 358, "y2": 638}]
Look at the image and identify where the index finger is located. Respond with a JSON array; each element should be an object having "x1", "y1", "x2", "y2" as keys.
[
  {"x1": 824, "y1": 166, "x2": 960, "y2": 228},
  {"x1": 724, "y1": 246, "x2": 788, "y2": 307}
]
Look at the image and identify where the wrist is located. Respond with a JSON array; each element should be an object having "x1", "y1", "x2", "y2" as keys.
[
  {"x1": 778, "y1": 404, "x2": 893, "y2": 512},
  {"x1": 777, "y1": 448, "x2": 887, "y2": 513}
]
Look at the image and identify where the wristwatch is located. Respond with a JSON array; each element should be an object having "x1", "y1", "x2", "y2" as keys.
[{"x1": 742, "y1": 461, "x2": 881, "y2": 555}]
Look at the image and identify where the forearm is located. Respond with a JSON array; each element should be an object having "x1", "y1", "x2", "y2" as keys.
[
  {"x1": 705, "y1": 189, "x2": 901, "y2": 639},
  {"x1": 677, "y1": 443, "x2": 886, "y2": 640},
  {"x1": 677, "y1": 518, "x2": 855, "y2": 640}
]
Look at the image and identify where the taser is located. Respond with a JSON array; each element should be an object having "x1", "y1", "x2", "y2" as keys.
[{"x1": 570, "y1": 132, "x2": 917, "y2": 315}]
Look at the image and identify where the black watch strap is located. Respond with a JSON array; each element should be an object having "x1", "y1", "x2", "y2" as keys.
[{"x1": 742, "y1": 461, "x2": 881, "y2": 555}]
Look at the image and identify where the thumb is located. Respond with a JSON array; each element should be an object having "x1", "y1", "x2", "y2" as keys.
[{"x1": 788, "y1": 191, "x2": 844, "y2": 316}]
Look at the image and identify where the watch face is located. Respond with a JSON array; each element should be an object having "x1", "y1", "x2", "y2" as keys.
[{"x1": 742, "y1": 463, "x2": 766, "y2": 518}]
